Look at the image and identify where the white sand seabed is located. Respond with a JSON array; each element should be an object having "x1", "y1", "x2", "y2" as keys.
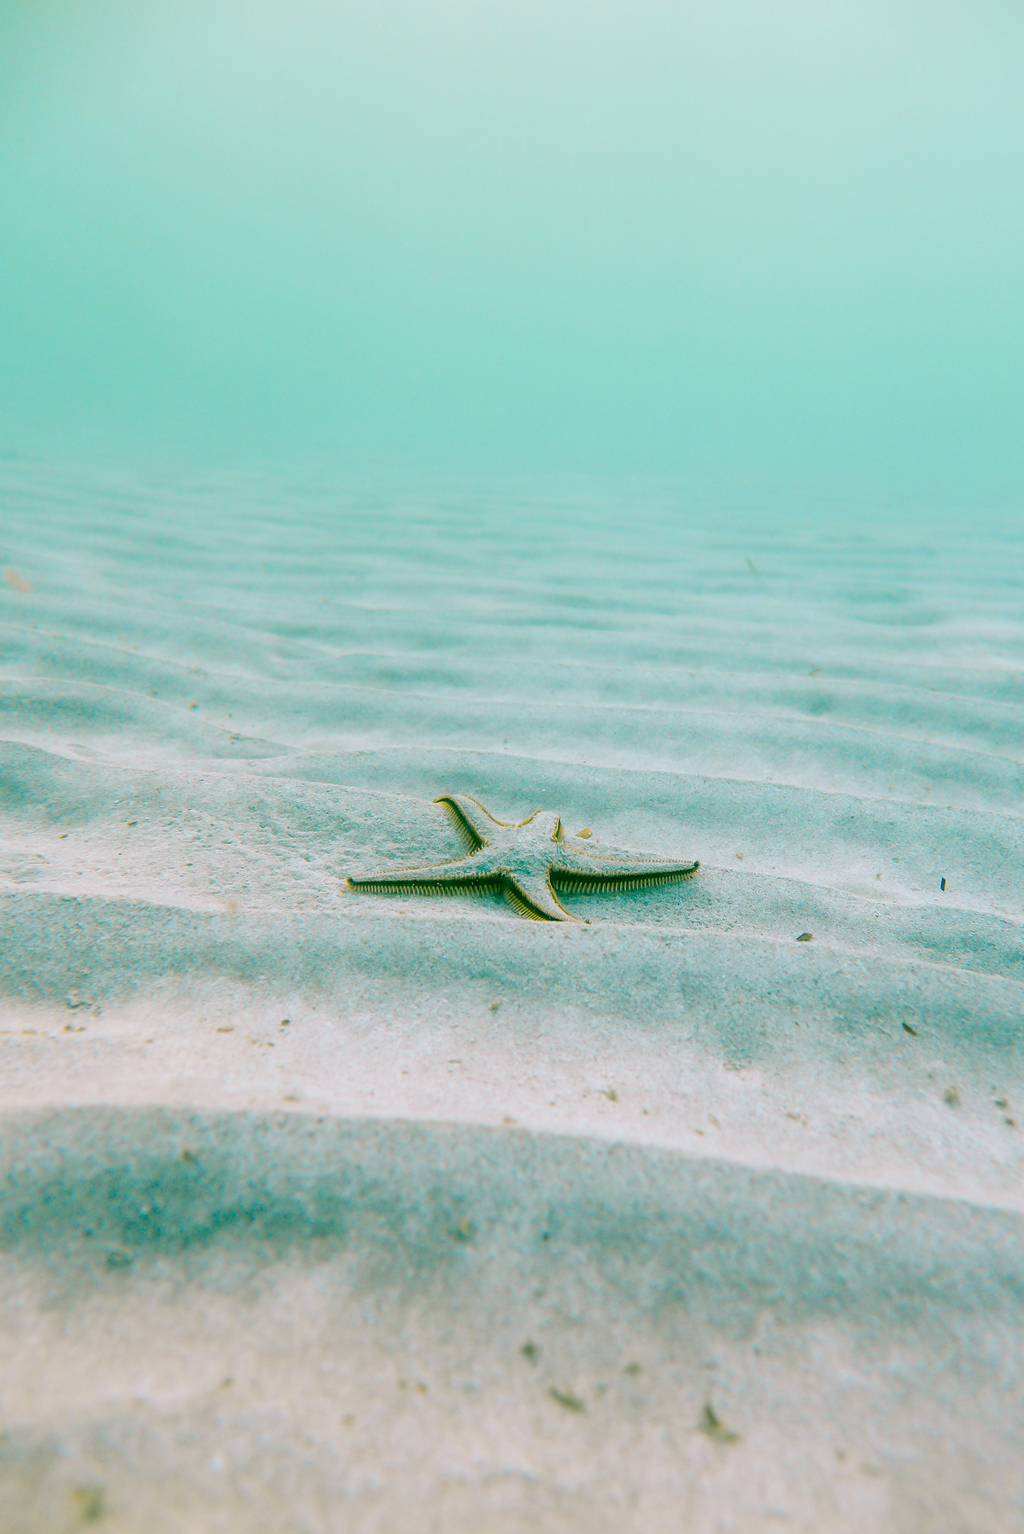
[{"x1": 0, "y1": 461, "x2": 1022, "y2": 1531}]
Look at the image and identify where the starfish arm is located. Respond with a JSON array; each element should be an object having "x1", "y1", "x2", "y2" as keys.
[
  {"x1": 435, "y1": 793, "x2": 512, "y2": 846},
  {"x1": 347, "y1": 868, "x2": 502, "y2": 900},
  {"x1": 552, "y1": 844, "x2": 698, "y2": 893},
  {"x1": 346, "y1": 848, "x2": 502, "y2": 895},
  {"x1": 503, "y1": 871, "x2": 580, "y2": 923}
]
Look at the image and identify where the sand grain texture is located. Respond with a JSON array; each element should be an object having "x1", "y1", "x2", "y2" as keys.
[{"x1": 1, "y1": 462, "x2": 1022, "y2": 1531}]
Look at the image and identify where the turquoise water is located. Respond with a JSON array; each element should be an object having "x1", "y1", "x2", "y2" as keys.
[
  {"x1": 1, "y1": 1, "x2": 1022, "y2": 491},
  {"x1": 1, "y1": 6, "x2": 1024, "y2": 1528}
]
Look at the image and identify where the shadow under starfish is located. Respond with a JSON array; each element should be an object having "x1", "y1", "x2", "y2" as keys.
[{"x1": 346, "y1": 793, "x2": 699, "y2": 922}]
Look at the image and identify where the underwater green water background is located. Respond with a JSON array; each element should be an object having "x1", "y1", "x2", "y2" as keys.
[{"x1": 1, "y1": 0, "x2": 1022, "y2": 494}]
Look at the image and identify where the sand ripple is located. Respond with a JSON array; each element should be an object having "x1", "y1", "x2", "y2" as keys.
[{"x1": 1, "y1": 460, "x2": 1023, "y2": 1527}]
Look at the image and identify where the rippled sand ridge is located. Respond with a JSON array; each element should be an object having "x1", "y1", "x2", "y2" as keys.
[{"x1": 1, "y1": 460, "x2": 1022, "y2": 1532}]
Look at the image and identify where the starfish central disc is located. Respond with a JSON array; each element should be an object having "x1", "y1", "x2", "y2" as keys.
[{"x1": 346, "y1": 793, "x2": 699, "y2": 922}]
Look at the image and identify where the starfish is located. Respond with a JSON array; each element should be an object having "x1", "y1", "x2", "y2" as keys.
[{"x1": 346, "y1": 794, "x2": 699, "y2": 922}]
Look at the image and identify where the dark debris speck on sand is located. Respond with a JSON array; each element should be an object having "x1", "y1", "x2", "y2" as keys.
[{"x1": 699, "y1": 1404, "x2": 740, "y2": 1444}]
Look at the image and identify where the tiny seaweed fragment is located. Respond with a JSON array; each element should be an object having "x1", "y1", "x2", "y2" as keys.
[
  {"x1": 70, "y1": 1487, "x2": 105, "y2": 1522},
  {"x1": 700, "y1": 1404, "x2": 740, "y2": 1443}
]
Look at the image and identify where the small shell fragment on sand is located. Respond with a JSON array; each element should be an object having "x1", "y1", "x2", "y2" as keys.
[{"x1": 2, "y1": 566, "x2": 32, "y2": 593}]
